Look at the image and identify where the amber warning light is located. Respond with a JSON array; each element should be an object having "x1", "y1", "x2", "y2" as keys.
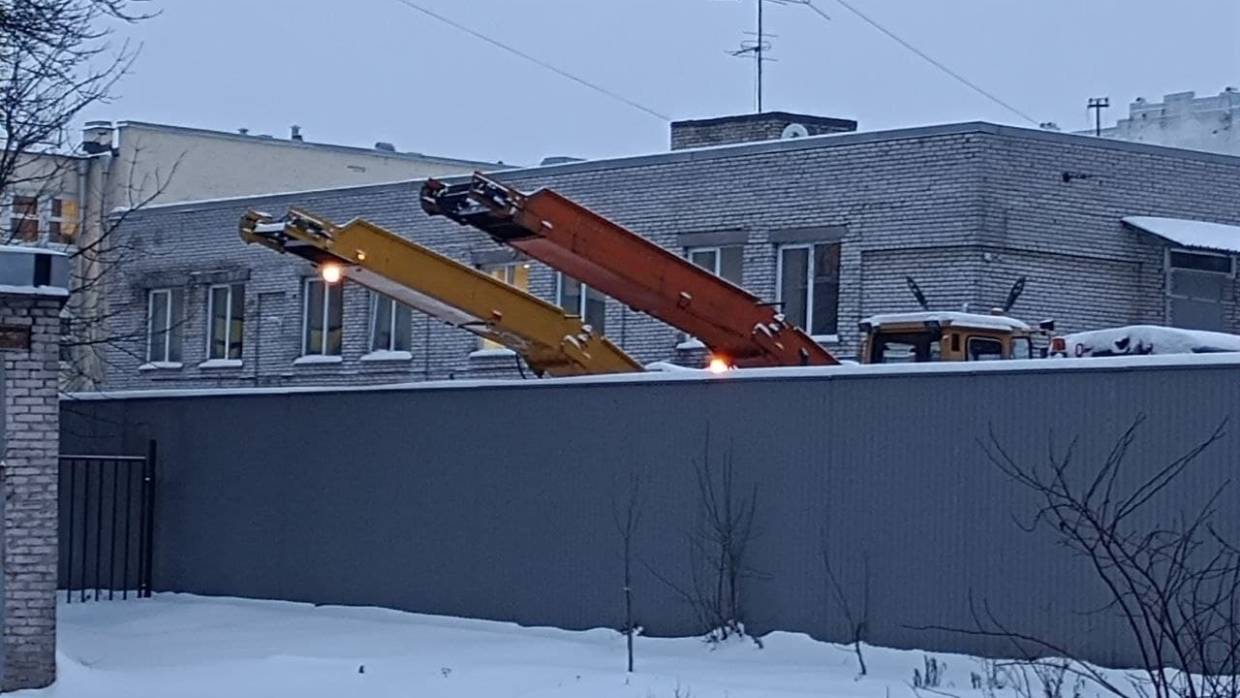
[{"x1": 320, "y1": 263, "x2": 343, "y2": 284}]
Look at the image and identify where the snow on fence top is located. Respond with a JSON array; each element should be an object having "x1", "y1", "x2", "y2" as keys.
[
  {"x1": 60, "y1": 352, "x2": 1240, "y2": 402},
  {"x1": 1063, "y1": 325, "x2": 1240, "y2": 357},
  {"x1": 1123, "y1": 216, "x2": 1240, "y2": 254}
]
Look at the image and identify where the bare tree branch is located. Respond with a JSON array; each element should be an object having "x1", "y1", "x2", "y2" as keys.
[{"x1": 933, "y1": 417, "x2": 1237, "y2": 698}]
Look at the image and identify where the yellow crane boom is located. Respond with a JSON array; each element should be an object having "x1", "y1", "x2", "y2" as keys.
[{"x1": 239, "y1": 208, "x2": 643, "y2": 377}]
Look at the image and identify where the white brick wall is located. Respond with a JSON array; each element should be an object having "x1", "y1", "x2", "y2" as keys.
[{"x1": 1, "y1": 294, "x2": 63, "y2": 690}]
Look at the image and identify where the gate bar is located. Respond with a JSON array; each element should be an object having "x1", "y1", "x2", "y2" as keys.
[
  {"x1": 121, "y1": 460, "x2": 133, "y2": 600},
  {"x1": 65, "y1": 460, "x2": 75, "y2": 603},
  {"x1": 141, "y1": 440, "x2": 157, "y2": 598}
]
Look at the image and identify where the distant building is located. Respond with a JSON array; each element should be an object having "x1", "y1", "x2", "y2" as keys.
[
  {"x1": 85, "y1": 111, "x2": 1240, "y2": 391},
  {"x1": 1, "y1": 120, "x2": 497, "y2": 389},
  {"x1": 77, "y1": 121, "x2": 499, "y2": 207},
  {"x1": 1097, "y1": 88, "x2": 1240, "y2": 156}
]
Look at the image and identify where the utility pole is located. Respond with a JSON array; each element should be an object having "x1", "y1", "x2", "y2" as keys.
[{"x1": 1087, "y1": 97, "x2": 1110, "y2": 137}]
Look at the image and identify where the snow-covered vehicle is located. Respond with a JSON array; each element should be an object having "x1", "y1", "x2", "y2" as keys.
[
  {"x1": 858, "y1": 311, "x2": 1054, "y2": 363},
  {"x1": 857, "y1": 277, "x2": 1055, "y2": 363},
  {"x1": 1050, "y1": 325, "x2": 1240, "y2": 358}
]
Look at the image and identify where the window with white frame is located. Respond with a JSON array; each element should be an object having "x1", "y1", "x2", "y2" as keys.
[
  {"x1": 302, "y1": 278, "x2": 344, "y2": 356},
  {"x1": 369, "y1": 292, "x2": 412, "y2": 353},
  {"x1": 1167, "y1": 248, "x2": 1232, "y2": 331},
  {"x1": 557, "y1": 272, "x2": 606, "y2": 333},
  {"x1": 687, "y1": 246, "x2": 744, "y2": 285},
  {"x1": 777, "y1": 242, "x2": 841, "y2": 338},
  {"x1": 9, "y1": 195, "x2": 38, "y2": 242},
  {"x1": 479, "y1": 262, "x2": 531, "y2": 350},
  {"x1": 207, "y1": 284, "x2": 245, "y2": 361},
  {"x1": 146, "y1": 288, "x2": 185, "y2": 364},
  {"x1": 4, "y1": 195, "x2": 76, "y2": 244},
  {"x1": 679, "y1": 246, "x2": 745, "y2": 346}
]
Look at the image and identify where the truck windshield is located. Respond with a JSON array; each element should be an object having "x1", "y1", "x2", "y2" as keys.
[
  {"x1": 967, "y1": 336, "x2": 1004, "y2": 361},
  {"x1": 872, "y1": 333, "x2": 941, "y2": 363}
]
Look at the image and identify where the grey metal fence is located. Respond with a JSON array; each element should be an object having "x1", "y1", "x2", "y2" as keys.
[{"x1": 58, "y1": 359, "x2": 1240, "y2": 668}]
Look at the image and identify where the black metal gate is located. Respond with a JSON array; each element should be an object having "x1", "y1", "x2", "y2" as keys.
[{"x1": 58, "y1": 442, "x2": 156, "y2": 602}]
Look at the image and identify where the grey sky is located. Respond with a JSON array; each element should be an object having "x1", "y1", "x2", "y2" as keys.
[{"x1": 85, "y1": 0, "x2": 1239, "y2": 166}]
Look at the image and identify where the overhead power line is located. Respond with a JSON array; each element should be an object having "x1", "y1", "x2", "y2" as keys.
[
  {"x1": 805, "y1": 0, "x2": 1040, "y2": 126},
  {"x1": 800, "y1": 1, "x2": 832, "y2": 22},
  {"x1": 389, "y1": 0, "x2": 671, "y2": 122}
]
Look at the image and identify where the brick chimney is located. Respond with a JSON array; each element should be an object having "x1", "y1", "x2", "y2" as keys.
[{"x1": 670, "y1": 111, "x2": 857, "y2": 151}]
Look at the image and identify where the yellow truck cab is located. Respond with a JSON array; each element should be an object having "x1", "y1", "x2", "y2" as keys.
[{"x1": 857, "y1": 311, "x2": 1052, "y2": 364}]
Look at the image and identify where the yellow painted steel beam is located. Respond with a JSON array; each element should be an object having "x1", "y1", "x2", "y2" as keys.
[{"x1": 239, "y1": 208, "x2": 643, "y2": 377}]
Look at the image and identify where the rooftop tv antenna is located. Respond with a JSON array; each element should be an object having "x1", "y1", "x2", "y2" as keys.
[{"x1": 730, "y1": 0, "x2": 814, "y2": 113}]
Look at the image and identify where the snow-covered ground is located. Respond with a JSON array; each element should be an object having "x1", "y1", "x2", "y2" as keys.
[{"x1": 20, "y1": 594, "x2": 1115, "y2": 698}]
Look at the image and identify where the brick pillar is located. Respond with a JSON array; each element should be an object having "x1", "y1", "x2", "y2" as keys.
[{"x1": 0, "y1": 252, "x2": 69, "y2": 690}]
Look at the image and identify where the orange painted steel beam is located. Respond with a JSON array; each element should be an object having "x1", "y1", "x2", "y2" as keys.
[{"x1": 421, "y1": 173, "x2": 838, "y2": 368}]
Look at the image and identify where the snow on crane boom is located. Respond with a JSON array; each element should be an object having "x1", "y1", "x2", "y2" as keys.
[
  {"x1": 239, "y1": 208, "x2": 643, "y2": 378},
  {"x1": 420, "y1": 173, "x2": 839, "y2": 368}
]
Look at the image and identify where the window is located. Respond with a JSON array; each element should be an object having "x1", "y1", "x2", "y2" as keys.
[
  {"x1": 869, "y1": 334, "x2": 940, "y2": 363},
  {"x1": 48, "y1": 198, "x2": 77, "y2": 243},
  {"x1": 777, "y1": 242, "x2": 840, "y2": 337},
  {"x1": 687, "y1": 246, "x2": 744, "y2": 285},
  {"x1": 478, "y1": 263, "x2": 531, "y2": 351},
  {"x1": 369, "y1": 293, "x2": 412, "y2": 353},
  {"x1": 967, "y1": 336, "x2": 1004, "y2": 361},
  {"x1": 10, "y1": 195, "x2": 38, "y2": 242},
  {"x1": 207, "y1": 284, "x2": 245, "y2": 361},
  {"x1": 557, "y1": 272, "x2": 606, "y2": 333},
  {"x1": 1167, "y1": 249, "x2": 1232, "y2": 331},
  {"x1": 146, "y1": 288, "x2": 184, "y2": 364},
  {"x1": 302, "y1": 278, "x2": 344, "y2": 356},
  {"x1": 679, "y1": 246, "x2": 745, "y2": 347}
]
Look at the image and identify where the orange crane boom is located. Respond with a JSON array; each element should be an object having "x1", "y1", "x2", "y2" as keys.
[{"x1": 420, "y1": 173, "x2": 838, "y2": 368}]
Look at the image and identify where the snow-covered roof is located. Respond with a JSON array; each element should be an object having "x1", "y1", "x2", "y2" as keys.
[
  {"x1": 1062, "y1": 325, "x2": 1240, "y2": 357},
  {"x1": 0, "y1": 284, "x2": 69, "y2": 298},
  {"x1": 1122, "y1": 216, "x2": 1240, "y2": 254},
  {"x1": 0, "y1": 245, "x2": 67, "y2": 257},
  {"x1": 861, "y1": 311, "x2": 1031, "y2": 332}
]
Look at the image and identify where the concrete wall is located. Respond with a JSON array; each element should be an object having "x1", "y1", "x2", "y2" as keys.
[
  {"x1": 59, "y1": 358, "x2": 1240, "y2": 669},
  {"x1": 94, "y1": 123, "x2": 1240, "y2": 391}
]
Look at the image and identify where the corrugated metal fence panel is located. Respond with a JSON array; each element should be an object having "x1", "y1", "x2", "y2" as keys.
[{"x1": 59, "y1": 362, "x2": 1240, "y2": 667}]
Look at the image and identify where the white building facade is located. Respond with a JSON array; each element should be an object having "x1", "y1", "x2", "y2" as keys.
[{"x1": 1102, "y1": 88, "x2": 1240, "y2": 156}]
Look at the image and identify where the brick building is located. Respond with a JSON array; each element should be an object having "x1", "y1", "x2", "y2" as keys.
[{"x1": 87, "y1": 115, "x2": 1240, "y2": 391}]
